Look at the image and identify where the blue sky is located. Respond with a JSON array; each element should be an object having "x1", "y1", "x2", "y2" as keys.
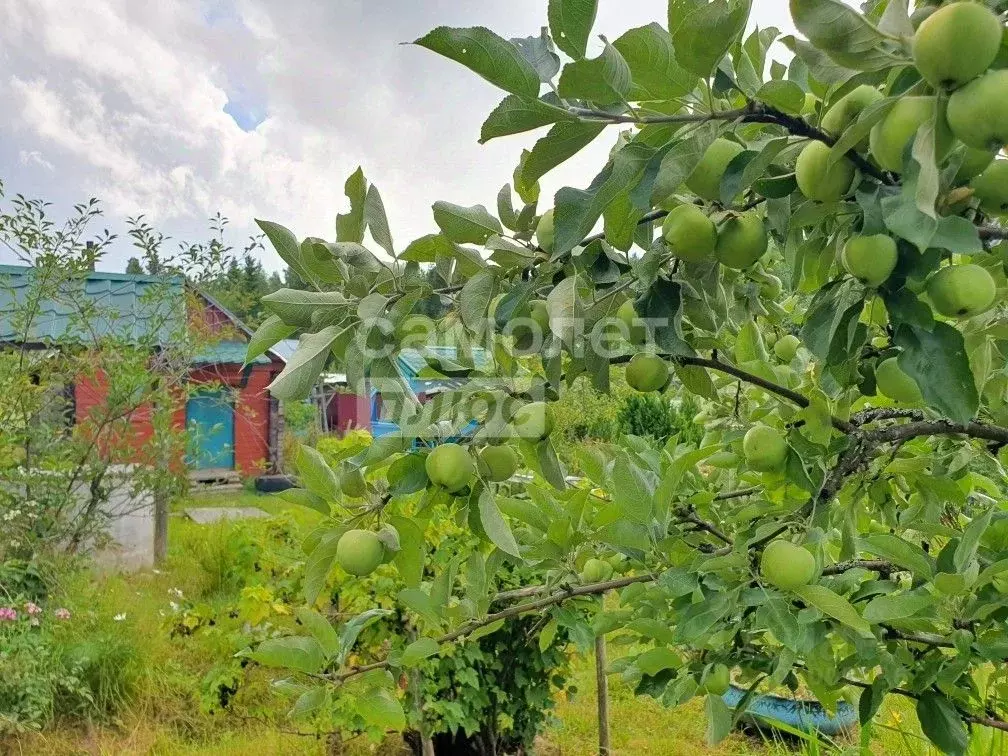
[{"x1": 0, "y1": 0, "x2": 802, "y2": 273}]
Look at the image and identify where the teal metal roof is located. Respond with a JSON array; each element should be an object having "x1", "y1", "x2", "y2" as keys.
[
  {"x1": 398, "y1": 346, "x2": 493, "y2": 377},
  {"x1": 193, "y1": 340, "x2": 270, "y2": 365},
  {"x1": 0, "y1": 264, "x2": 184, "y2": 345},
  {"x1": 0, "y1": 265, "x2": 269, "y2": 366}
]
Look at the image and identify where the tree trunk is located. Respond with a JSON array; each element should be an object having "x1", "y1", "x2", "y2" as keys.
[
  {"x1": 595, "y1": 634, "x2": 610, "y2": 756},
  {"x1": 153, "y1": 488, "x2": 169, "y2": 565}
]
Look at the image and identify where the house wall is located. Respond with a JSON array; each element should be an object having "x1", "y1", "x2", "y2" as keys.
[
  {"x1": 326, "y1": 392, "x2": 371, "y2": 434},
  {"x1": 186, "y1": 364, "x2": 278, "y2": 475}
]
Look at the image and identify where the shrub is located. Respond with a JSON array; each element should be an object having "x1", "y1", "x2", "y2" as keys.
[
  {"x1": 617, "y1": 393, "x2": 703, "y2": 447},
  {"x1": 0, "y1": 600, "x2": 136, "y2": 734}
]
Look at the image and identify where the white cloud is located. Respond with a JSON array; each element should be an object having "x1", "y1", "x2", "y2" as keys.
[{"x1": 0, "y1": 0, "x2": 807, "y2": 273}]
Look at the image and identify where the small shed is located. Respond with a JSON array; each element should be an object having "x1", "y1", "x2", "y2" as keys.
[{"x1": 0, "y1": 265, "x2": 284, "y2": 478}]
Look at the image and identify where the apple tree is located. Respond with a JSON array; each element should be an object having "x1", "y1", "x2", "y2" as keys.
[{"x1": 247, "y1": 0, "x2": 1008, "y2": 750}]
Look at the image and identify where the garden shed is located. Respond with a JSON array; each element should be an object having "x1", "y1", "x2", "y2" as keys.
[{"x1": 0, "y1": 265, "x2": 285, "y2": 479}]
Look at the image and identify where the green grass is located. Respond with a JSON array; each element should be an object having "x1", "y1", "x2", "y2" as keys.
[{"x1": 11, "y1": 490, "x2": 1004, "y2": 756}]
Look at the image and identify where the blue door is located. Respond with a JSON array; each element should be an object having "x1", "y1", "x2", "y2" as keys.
[{"x1": 186, "y1": 389, "x2": 235, "y2": 470}]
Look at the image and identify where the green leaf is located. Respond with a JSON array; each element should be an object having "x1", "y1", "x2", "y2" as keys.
[
  {"x1": 789, "y1": 0, "x2": 905, "y2": 71},
  {"x1": 670, "y1": 0, "x2": 752, "y2": 77},
  {"x1": 400, "y1": 637, "x2": 440, "y2": 667},
  {"x1": 289, "y1": 686, "x2": 327, "y2": 719},
  {"x1": 480, "y1": 95, "x2": 575, "y2": 143},
  {"x1": 553, "y1": 143, "x2": 653, "y2": 256},
  {"x1": 338, "y1": 609, "x2": 393, "y2": 666},
  {"x1": 548, "y1": 0, "x2": 598, "y2": 60},
  {"x1": 359, "y1": 687, "x2": 406, "y2": 731},
  {"x1": 252, "y1": 636, "x2": 324, "y2": 675},
  {"x1": 262, "y1": 288, "x2": 350, "y2": 327},
  {"x1": 295, "y1": 444, "x2": 341, "y2": 501},
  {"x1": 257, "y1": 219, "x2": 312, "y2": 285},
  {"x1": 612, "y1": 23, "x2": 697, "y2": 101},
  {"x1": 862, "y1": 591, "x2": 933, "y2": 623},
  {"x1": 477, "y1": 487, "x2": 521, "y2": 557},
  {"x1": 611, "y1": 455, "x2": 654, "y2": 523},
  {"x1": 414, "y1": 26, "x2": 540, "y2": 97},
  {"x1": 780, "y1": 35, "x2": 856, "y2": 85},
  {"x1": 521, "y1": 122, "x2": 607, "y2": 189},
  {"x1": 916, "y1": 692, "x2": 968, "y2": 756},
  {"x1": 755, "y1": 598, "x2": 802, "y2": 651},
  {"x1": 755, "y1": 80, "x2": 805, "y2": 114},
  {"x1": 295, "y1": 607, "x2": 341, "y2": 658},
  {"x1": 827, "y1": 99, "x2": 896, "y2": 168},
  {"x1": 304, "y1": 532, "x2": 341, "y2": 605},
  {"x1": 800, "y1": 279, "x2": 865, "y2": 367},
  {"x1": 273, "y1": 488, "x2": 330, "y2": 516},
  {"x1": 859, "y1": 534, "x2": 933, "y2": 578},
  {"x1": 511, "y1": 28, "x2": 561, "y2": 81},
  {"x1": 650, "y1": 124, "x2": 719, "y2": 204},
  {"x1": 432, "y1": 202, "x2": 503, "y2": 244},
  {"x1": 364, "y1": 185, "x2": 394, "y2": 257},
  {"x1": 546, "y1": 275, "x2": 581, "y2": 342},
  {"x1": 895, "y1": 322, "x2": 978, "y2": 425},
  {"x1": 268, "y1": 326, "x2": 345, "y2": 401},
  {"x1": 706, "y1": 693, "x2": 734, "y2": 746},
  {"x1": 335, "y1": 167, "x2": 367, "y2": 243},
  {"x1": 459, "y1": 270, "x2": 496, "y2": 331},
  {"x1": 388, "y1": 515, "x2": 425, "y2": 588},
  {"x1": 245, "y1": 315, "x2": 296, "y2": 367},
  {"x1": 793, "y1": 584, "x2": 873, "y2": 637},
  {"x1": 557, "y1": 41, "x2": 632, "y2": 104},
  {"x1": 955, "y1": 505, "x2": 994, "y2": 573}
]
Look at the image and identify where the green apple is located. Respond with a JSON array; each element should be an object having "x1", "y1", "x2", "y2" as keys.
[
  {"x1": 796, "y1": 141, "x2": 856, "y2": 202},
  {"x1": 536, "y1": 209, "x2": 555, "y2": 253},
  {"x1": 841, "y1": 234, "x2": 899, "y2": 287},
  {"x1": 955, "y1": 147, "x2": 997, "y2": 183},
  {"x1": 760, "y1": 540, "x2": 816, "y2": 591},
  {"x1": 948, "y1": 70, "x2": 1008, "y2": 150},
  {"x1": 875, "y1": 356, "x2": 924, "y2": 404},
  {"x1": 971, "y1": 160, "x2": 1008, "y2": 216},
  {"x1": 927, "y1": 263, "x2": 997, "y2": 318},
  {"x1": 581, "y1": 557, "x2": 614, "y2": 584},
  {"x1": 340, "y1": 467, "x2": 368, "y2": 498},
  {"x1": 743, "y1": 424, "x2": 788, "y2": 472},
  {"x1": 702, "y1": 663, "x2": 731, "y2": 696},
  {"x1": 715, "y1": 212, "x2": 768, "y2": 269},
  {"x1": 510, "y1": 401, "x2": 555, "y2": 440},
  {"x1": 425, "y1": 443, "x2": 476, "y2": 492},
  {"x1": 527, "y1": 299, "x2": 550, "y2": 334},
  {"x1": 821, "y1": 85, "x2": 883, "y2": 147},
  {"x1": 869, "y1": 96, "x2": 940, "y2": 172},
  {"x1": 477, "y1": 444, "x2": 520, "y2": 482},
  {"x1": 617, "y1": 300, "x2": 647, "y2": 344},
  {"x1": 913, "y1": 2, "x2": 1002, "y2": 89},
  {"x1": 662, "y1": 204, "x2": 717, "y2": 262},
  {"x1": 625, "y1": 353, "x2": 669, "y2": 392},
  {"x1": 336, "y1": 529, "x2": 386, "y2": 577},
  {"x1": 773, "y1": 334, "x2": 801, "y2": 362},
  {"x1": 685, "y1": 138, "x2": 744, "y2": 201}
]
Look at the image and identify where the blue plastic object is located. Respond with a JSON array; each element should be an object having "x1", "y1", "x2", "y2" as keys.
[{"x1": 722, "y1": 685, "x2": 857, "y2": 737}]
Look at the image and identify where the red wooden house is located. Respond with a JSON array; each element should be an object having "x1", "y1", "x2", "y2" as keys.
[{"x1": 0, "y1": 265, "x2": 284, "y2": 479}]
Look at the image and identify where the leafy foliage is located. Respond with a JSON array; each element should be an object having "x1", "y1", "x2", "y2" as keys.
[{"x1": 248, "y1": 1, "x2": 1008, "y2": 751}]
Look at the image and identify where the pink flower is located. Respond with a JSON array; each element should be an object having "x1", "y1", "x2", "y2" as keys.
[
  {"x1": 24, "y1": 602, "x2": 41, "y2": 617},
  {"x1": 0, "y1": 607, "x2": 17, "y2": 622},
  {"x1": 54, "y1": 608, "x2": 71, "y2": 620}
]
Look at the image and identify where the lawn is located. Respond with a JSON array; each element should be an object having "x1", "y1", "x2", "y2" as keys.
[{"x1": 10, "y1": 491, "x2": 991, "y2": 756}]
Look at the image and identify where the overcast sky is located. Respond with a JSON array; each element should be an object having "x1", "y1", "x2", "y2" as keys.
[{"x1": 0, "y1": 0, "x2": 804, "y2": 273}]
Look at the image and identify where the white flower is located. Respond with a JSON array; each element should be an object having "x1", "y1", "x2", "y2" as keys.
[{"x1": 113, "y1": 613, "x2": 126, "y2": 622}]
